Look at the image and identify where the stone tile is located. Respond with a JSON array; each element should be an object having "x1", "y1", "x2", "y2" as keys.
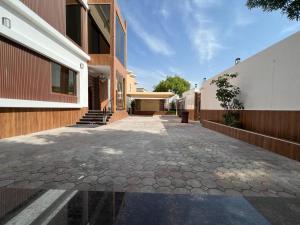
[
  {"x1": 142, "y1": 178, "x2": 156, "y2": 186},
  {"x1": 173, "y1": 188, "x2": 190, "y2": 194},
  {"x1": 208, "y1": 189, "x2": 224, "y2": 195},
  {"x1": 156, "y1": 178, "x2": 171, "y2": 187},
  {"x1": 127, "y1": 177, "x2": 141, "y2": 185},
  {"x1": 171, "y1": 179, "x2": 186, "y2": 188},
  {"x1": 186, "y1": 179, "x2": 202, "y2": 188}
]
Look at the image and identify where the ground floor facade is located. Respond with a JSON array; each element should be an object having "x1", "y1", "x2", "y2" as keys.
[{"x1": 0, "y1": 1, "x2": 128, "y2": 139}]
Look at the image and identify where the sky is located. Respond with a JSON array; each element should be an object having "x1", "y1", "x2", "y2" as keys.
[{"x1": 117, "y1": 0, "x2": 300, "y2": 91}]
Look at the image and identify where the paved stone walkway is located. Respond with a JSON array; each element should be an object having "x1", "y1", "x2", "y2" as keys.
[{"x1": 0, "y1": 116, "x2": 299, "y2": 197}]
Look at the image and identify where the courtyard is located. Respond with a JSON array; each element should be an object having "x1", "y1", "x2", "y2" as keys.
[{"x1": 0, "y1": 116, "x2": 299, "y2": 197}]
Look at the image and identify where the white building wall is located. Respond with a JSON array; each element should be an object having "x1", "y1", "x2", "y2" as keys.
[
  {"x1": 0, "y1": 0, "x2": 90, "y2": 108},
  {"x1": 182, "y1": 89, "x2": 199, "y2": 110},
  {"x1": 201, "y1": 32, "x2": 300, "y2": 111}
]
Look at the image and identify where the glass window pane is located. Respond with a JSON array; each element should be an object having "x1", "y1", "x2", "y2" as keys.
[
  {"x1": 116, "y1": 16, "x2": 125, "y2": 65},
  {"x1": 51, "y1": 62, "x2": 77, "y2": 96},
  {"x1": 66, "y1": 3, "x2": 81, "y2": 46},
  {"x1": 68, "y1": 71, "x2": 76, "y2": 95},
  {"x1": 88, "y1": 4, "x2": 111, "y2": 54},
  {"x1": 52, "y1": 63, "x2": 61, "y2": 93},
  {"x1": 116, "y1": 73, "x2": 125, "y2": 110}
]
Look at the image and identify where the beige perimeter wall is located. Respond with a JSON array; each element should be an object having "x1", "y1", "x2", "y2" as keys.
[{"x1": 140, "y1": 100, "x2": 160, "y2": 112}]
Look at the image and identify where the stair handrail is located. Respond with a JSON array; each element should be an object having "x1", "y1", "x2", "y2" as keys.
[{"x1": 102, "y1": 97, "x2": 113, "y2": 123}]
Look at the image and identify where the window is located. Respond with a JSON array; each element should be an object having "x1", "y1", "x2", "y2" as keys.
[
  {"x1": 66, "y1": 2, "x2": 81, "y2": 46},
  {"x1": 88, "y1": 4, "x2": 111, "y2": 54},
  {"x1": 116, "y1": 73, "x2": 125, "y2": 110},
  {"x1": 52, "y1": 62, "x2": 77, "y2": 95},
  {"x1": 116, "y1": 15, "x2": 125, "y2": 65},
  {"x1": 88, "y1": 15, "x2": 110, "y2": 54}
]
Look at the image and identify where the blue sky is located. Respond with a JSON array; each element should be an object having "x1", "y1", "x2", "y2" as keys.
[{"x1": 117, "y1": 0, "x2": 300, "y2": 91}]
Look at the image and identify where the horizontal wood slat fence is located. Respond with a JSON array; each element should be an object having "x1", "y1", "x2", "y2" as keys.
[{"x1": 200, "y1": 110, "x2": 300, "y2": 143}]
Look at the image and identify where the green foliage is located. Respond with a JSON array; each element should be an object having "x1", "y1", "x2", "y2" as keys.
[
  {"x1": 154, "y1": 76, "x2": 190, "y2": 97},
  {"x1": 247, "y1": 0, "x2": 300, "y2": 21},
  {"x1": 211, "y1": 73, "x2": 244, "y2": 127},
  {"x1": 223, "y1": 111, "x2": 242, "y2": 128}
]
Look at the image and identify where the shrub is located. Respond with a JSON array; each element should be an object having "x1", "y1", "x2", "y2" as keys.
[{"x1": 210, "y1": 73, "x2": 244, "y2": 127}]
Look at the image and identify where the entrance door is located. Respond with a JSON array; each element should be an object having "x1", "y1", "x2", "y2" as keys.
[
  {"x1": 88, "y1": 76, "x2": 100, "y2": 110},
  {"x1": 88, "y1": 87, "x2": 93, "y2": 110}
]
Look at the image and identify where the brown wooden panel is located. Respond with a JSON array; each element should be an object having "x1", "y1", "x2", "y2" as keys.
[
  {"x1": 0, "y1": 189, "x2": 40, "y2": 218},
  {"x1": 202, "y1": 120, "x2": 300, "y2": 162},
  {"x1": 81, "y1": 6, "x2": 88, "y2": 53},
  {"x1": 21, "y1": 0, "x2": 66, "y2": 35},
  {"x1": 99, "y1": 80, "x2": 108, "y2": 110},
  {"x1": 0, "y1": 108, "x2": 87, "y2": 139},
  {"x1": 200, "y1": 110, "x2": 300, "y2": 143},
  {"x1": 0, "y1": 36, "x2": 77, "y2": 103},
  {"x1": 109, "y1": 110, "x2": 128, "y2": 123}
]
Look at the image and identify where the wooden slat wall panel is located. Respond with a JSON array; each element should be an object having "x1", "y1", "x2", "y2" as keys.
[
  {"x1": 0, "y1": 108, "x2": 87, "y2": 139},
  {"x1": 0, "y1": 189, "x2": 40, "y2": 218},
  {"x1": 200, "y1": 110, "x2": 300, "y2": 143},
  {"x1": 21, "y1": 0, "x2": 66, "y2": 35},
  {"x1": 0, "y1": 36, "x2": 77, "y2": 103},
  {"x1": 202, "y1": 120, "x2": 300, "y2": 161}
]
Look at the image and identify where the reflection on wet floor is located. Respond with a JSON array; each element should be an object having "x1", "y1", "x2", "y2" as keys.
[{"x1": 0, "y1": 188, "x2": 299, "y2": 225}]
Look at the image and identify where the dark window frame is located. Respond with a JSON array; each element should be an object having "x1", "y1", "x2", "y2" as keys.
[
  {"x1": 66, "y1": 1, "x2": 82, "y2": 47},
  {"x1": 88, "y1": 12, "x2": 111, "y2": 54},
  {"x1": 51, "y1": 62, "x2": 78, "y2": 96}
]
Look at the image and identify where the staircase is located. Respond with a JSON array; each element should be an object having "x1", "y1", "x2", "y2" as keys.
[{"x1": 76, "y1": 110, "x2": 112, "y2": 126}]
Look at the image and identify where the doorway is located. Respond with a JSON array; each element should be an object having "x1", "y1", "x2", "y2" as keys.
[{"x1": 88, "y1": 76, "x2": 100, "y2": 110}]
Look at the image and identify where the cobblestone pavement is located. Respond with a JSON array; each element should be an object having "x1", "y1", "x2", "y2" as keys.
[{"x1": 0, "y1": 116, "x2": 299, "y2": 197}]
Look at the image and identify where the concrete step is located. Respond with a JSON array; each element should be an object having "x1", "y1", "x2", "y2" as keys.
[
  {"x1": 88, "y1": 110, "x2": 112, "y2": 113},
  {"x1": 83, "y1": 115, "x2": 111, "y2": 118},
  {"x1": 85, "y1": 113, "x2": 112, "y2": 116},
  {"x1": 80, "y1": 118, "x2": 108, "y2": 122},
  {"x1": 76, "y1": 121, "x2": 106, "y2": 125}
]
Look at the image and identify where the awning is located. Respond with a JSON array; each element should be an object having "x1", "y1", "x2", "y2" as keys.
[{"x1": 127, "y1": 92, "x2": 175, "y2": 99}]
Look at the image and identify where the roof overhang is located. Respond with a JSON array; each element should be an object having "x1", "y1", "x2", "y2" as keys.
[
  {"x1": 88, "y1": 65, "x2": 111, "y2": 78},
  {"x1": 127, "y1": 92, "x2": 175, "y2": 100}
]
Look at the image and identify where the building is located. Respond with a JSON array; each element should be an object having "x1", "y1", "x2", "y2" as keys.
[
  {"x1": 126, "y1": 70, "x2": 138, "y2": 94},
  {"x1": 177, "y1": 88, "x2": 201, "y2": 121},
  {"x1": 136, "y1": 87, "x2": 147, "y2": 92},
  {"x1": 0, "y1": 0, "x2": 127, "y2": 139},
  {"x1": 126, "y1": 70, "x2": 137, "y2": 112},
  {"x1": 127, "y1": 91, "x2": 175, "y2": 115},
  {"x1": 125, "y1": 71, "x2": 175, "y2": 115},
  {"x1": 199, "y1": 31, "x2": 300, "y2": 161}
]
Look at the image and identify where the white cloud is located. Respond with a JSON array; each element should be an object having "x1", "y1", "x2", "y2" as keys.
[
  {"x1": 177, "y1": 0, "x2": 223, "y2": 62},
  {"x1": 127, "y1": 16, "x2": 174, "y2": 56},
  {"x1": 192, "y1": 29, "x2": 222, "y2": 61}
]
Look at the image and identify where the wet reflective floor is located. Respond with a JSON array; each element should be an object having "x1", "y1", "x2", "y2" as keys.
[{"x1": 0, "y1": 188, "x2": 299, "y2": 225}]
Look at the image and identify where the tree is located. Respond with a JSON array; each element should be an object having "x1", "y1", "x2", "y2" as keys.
[
  {"x1": 210, "y1": 73, "x2": 244, "y2": 127},
  {"x1": 154, "y1": 76, "x2": 190, "y2": 96},
  {"x1": 247, "y1": 0, "x2": 300, "y2": 21}
]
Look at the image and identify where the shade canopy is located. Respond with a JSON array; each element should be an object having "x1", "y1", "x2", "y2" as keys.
[{"x1": 127, "y1": 92, "x2": 175, "y2": 100}]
